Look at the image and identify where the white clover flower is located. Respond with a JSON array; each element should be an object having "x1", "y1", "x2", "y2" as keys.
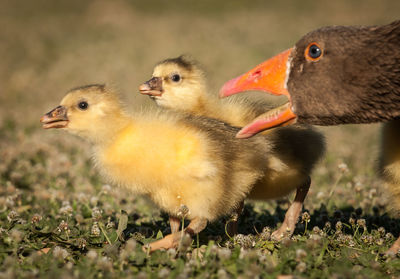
[
  {"x1": 91, "y1": 222, "x2": 101, "y2": 236},
  {"x1": 97, "y1": 256, "x2": 112, "y2": 271},
  {"x1": 101, "y1": 184, "x2": 112, "y2": 194},
  {"x1": 125, "y1": 239, "x2": 137, "y2": 253},
  {"x1": 177, "y1": 204, "x2": 190, "y2": 218},
  {"x1": 7, "y1": 210, "x2": 19, "y2": 222},
  {"x1": 10, "y1": 229, "x2": 22, "y2": 243},
  {"x1": 86, "y1": 250, "x2": 98, "y2": 261},
  {"x1": 91, "y1": 207, "x2": 103, "y2": 220},
  {"x1": 296, "y1": 248, "x2": 307, "y2": 260},
  {"x1": 59, "y1": 220, "x2": 70, "y2": 233},
  {"x1": 53, "y1": 246, "x2": 69, "y2": 260},
  {"x1": 90, "y1": 196, "x2": 99, "y2": 206},
  {"x1": 338, "y1": 163, "x2": 349, "y2": 173},
  {"x1": 59, "y1": 201, "x2": 73, "y2": 216},
  {"x1": 296, "y1": 262, "x2": 307, "y2": 273},
  {"x1": 77, "y1": 193, "x2": 88, "y2": 203},
  {"x1": 217, "y1": 248, "x2": 231, "y2": 260}
]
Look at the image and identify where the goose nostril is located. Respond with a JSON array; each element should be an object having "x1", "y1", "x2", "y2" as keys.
[
  {"x1": 53, "y1": 109, "x2": 60, "y2": 116},
  {"x1": 250, "y1": 70, "x2": 262, "y2": 82}
]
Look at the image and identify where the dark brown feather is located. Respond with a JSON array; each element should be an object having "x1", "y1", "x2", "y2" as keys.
[{"x1": 288, "y1": 20, "x2": 400, "y2": 125}]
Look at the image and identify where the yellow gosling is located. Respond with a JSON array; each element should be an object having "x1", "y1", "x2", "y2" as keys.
[
  {"x1": 41, "y1": 84, "x2": 273, "y2": 251},
  {"x1": 379, "y1": 120, "x2": 400, "y2": 254},
  {"x1": 140, "y1": 56, "x2": 325, "y2": 239}
]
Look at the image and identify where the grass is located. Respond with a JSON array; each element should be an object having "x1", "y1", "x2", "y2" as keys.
[
  {"x1": 0, "y1": 133, "x2": 399, "y2": 278},
  {"x1": 1, "y1": 0, "x2": 400, "y2": 278}
]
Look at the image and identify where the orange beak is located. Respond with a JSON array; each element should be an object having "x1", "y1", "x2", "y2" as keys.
[
  {"x1": 219, "y1": 48, "x2": 297, "y2": 137},
  {"x1": 236, "y1": 103, "x2": 297, "y2": 138}
]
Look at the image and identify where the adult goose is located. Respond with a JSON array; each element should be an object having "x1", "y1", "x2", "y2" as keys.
[
  {"x1": 220, "y1": 19, "x2": 400, "y2": 138},
  {"x1": 220, "y1": 20, "x2": 400, "y2": 254}
]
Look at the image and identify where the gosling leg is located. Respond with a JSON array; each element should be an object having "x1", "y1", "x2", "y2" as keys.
[
  {"x1": 386, "y1": 236, "x2": 400, "y2": 255},
  {"x1": 226, "y1": 200, "x2": 244, "y2": 237},
  {"x1": 146, "y1": 217, "x2": 207, "y2": 252},
  {"x1": 271, "y1": 176, "x2": 311, "y2": 240},
  {"x1": 169, "y1": 216, "x2": 180, "y2": 234}
]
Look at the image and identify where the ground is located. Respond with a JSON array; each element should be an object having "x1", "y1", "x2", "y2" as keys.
[{"x1": 1, "y1": 0, "x2": 400, "y2": 278}]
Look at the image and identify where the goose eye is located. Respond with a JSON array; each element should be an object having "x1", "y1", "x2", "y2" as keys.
[
  {"x1": 171, "y1": 74, "x2": 181, "y2": 82},
  {"x1": 78, "y1": 101, "x2": 89, "y2": 110},
  {"x1": 305, "y1": 43, "x2": 323, "y2": 61}
]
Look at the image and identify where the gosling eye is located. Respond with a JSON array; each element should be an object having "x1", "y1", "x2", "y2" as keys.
[
  {"x1": 305, "y1": 42, "x2": 323, "y2": 61},
  {"x1": 171, "y1": 74, "x2": 181, "y2": 82},
  {"x1": 78, "y1": 101, "x2": 89, "y2": 110}
]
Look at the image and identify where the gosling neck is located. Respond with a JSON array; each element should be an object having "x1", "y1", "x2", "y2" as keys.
[{"x1": 87, "y1": 111, "x2": 132, "y2": 146}]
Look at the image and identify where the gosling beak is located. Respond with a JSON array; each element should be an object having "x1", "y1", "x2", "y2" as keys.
[
  {"x1": 40, "y1": 105, "x2": 69, "y2": 129},
  {"x1": 139, "y1": 77, "x2": 163, "y2": 97},
  {"x1": 219, "y1": 48, "x2": 297, "y2": 136}
]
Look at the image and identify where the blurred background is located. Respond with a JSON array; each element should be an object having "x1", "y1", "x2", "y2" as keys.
[{"x1": 1, "y1": 0, "x2": 399, "y2": 211}]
